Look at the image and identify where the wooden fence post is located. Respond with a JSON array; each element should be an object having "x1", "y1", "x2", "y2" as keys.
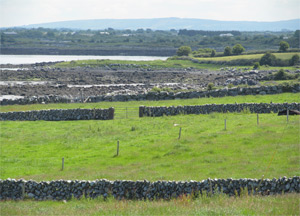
[
  {"x1": 117, "y1": 141, "x2": 119, "y2": 156},
  {"x1": 257, "y1": 113, "x2": 259, "y2": 125},
  {"x1": 62, "y1": 157, "x2": 64, "y2": 171},
  {"x1": 224, "y1": 119, "x2": 227, "y2": 130},
  {"x1": 287, "y1": 109, "x2": 289, "y2": 122},
  {"x1": 178, "y1": 127, "x2": 182, "y2": 139}
]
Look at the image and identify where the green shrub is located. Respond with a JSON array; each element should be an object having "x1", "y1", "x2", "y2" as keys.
[
  {"x1": 207, "y1": 83, "x2": 215, "y2": 91},
  {"x1": 260, "y1": 52, "x2": 276, "y2": 66},
  {"x1": 289, "y1": 54, "x2": 300, "y2": 66},
  {"x1": 274, "y1": 69, "x2": 294, "y2": 80},
  {"x1": 177, "y1": 46, "x2": 192, "y2": 56},
  {"x1": 224, "y1": 46, "x2": 232, "y2": 56},
  {"x1": 253, "y1": 62, "x2": 260, "y2": 69}
]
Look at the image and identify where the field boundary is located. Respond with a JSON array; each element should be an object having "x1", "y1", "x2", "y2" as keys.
[
  {"x1": 1, "y1": 177, "x2": 298, "y2": 201},
  {"x1": 139, "y1": 103, "x2": 300, "y2": 117}
]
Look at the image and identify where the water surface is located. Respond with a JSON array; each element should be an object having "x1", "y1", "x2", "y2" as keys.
[{"x1": 0, "y1": 55, "x2": 169, "y2": 65}]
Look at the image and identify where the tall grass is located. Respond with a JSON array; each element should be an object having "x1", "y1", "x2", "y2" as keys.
[{"x1": 1, "y1": 193, "x2": 299, "y2": 215}]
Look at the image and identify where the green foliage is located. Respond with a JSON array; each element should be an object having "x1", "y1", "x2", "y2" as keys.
[
  {"x1": 224, "y1": 46, "x2": 232, "y2": 56},
  {"x1": 260, "y1": 52, "x2": 277, "y2": 66},
  {"x1": 211, "y1": 49, "x2": 216, "y2": 57},
  {"x1": 289, "y1": 54, "x2": 300, "y2": 66},
  {"x1": 176, "y1": 46, "x2": 192, "y2": 56},
  {"x1": 207, "y1": 82, "x2": 215, "y2": 91},
  {"x1": 253, "y1": 62, "x2": 260, "y2": 69},
  {"x1": 279, "y1": 41, "x2": 290, "y2": 52},
  {"x1": 273, "y1": 69, "x2": 294, "y2": 80},
  {"x1": 232, "y1": 44, "x2": 245, "y2": 55},
  {"x1": 150, "y1": 87, "x2": 172, "y2": 93},
  {"x1": 227, "y1": 83, "x2": 234, "y2": 88}
]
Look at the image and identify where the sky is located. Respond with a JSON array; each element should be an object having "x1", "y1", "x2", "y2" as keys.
[{"x1": 0, "y1": 0, "x2": 299, "y2": 27}]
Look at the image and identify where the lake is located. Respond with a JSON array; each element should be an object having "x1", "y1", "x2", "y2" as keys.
[{"x1": 0, "y1": 55, "x2": 169, "y2": 65}]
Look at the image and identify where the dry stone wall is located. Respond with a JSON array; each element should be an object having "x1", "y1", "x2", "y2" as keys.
[
  {"x1": 139, "y1": 103, "x2": 300, "y2": 117},
  {"x1": 1, "y1": 84, "x2": 299, "y2": 106},
  {"x1": 0, "y1": 108, "x2": 114, "y2": 121},
  {"x1": 1, "y1": 177, "x2": 299, "y2": 201}
]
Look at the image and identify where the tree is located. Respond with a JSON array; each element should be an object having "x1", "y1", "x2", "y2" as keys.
[
  {"x1": 232, "y1": 44, "x2": 245, "y2": 55},
  {"x1": 279, "y1": 41, "x2": 289, "y2": 52},
  {"x1": 289, "y1": 54, "x2": 300, "y2": 66},
  {"x1": 176, "y1": 46, "x2": 192, "y2": 56},
  {"x1": 210, "y1": 49, "x2": 216, "y2": 57},
  {"x1": 253, "y1": 62, "x2": 260, "y2": 70},
  {"x1": 260, "y1": 52, "x2": 276, "y2": 66},
  {"x1": 224, "y1": 46, "x2": 232, "y2": 56}
]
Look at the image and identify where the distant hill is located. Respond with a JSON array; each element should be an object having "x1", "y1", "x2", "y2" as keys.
[{"x1": 15, "y1": 18, "x2": 300, "y2": 31}]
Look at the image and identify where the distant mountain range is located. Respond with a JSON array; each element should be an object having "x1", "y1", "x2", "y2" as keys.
[{"x1": 16, "y1": 18, "x2": 300, "y2": 31}]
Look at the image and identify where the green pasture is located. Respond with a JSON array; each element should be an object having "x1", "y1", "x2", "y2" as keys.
[
  {"x1": 0, "y1": 93, "x2": 299, "y2": 215},
  {"x1": 1, "y1": 93, "x2": 299, "y2": 181},
  {"x1": 55, "y1": 52, "x2": 300, "y2": 71},
  {"x1": 0, "y1": 93, "x2": 299, "y2": 113},
  {"x1": 1, "y1": 193, "x2": 299, "y2": 215},
  {"x1": 194, "y1": 52, "x2": 300, "y2": 62}
]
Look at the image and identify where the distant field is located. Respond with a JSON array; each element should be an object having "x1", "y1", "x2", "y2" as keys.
[
  {"x1": 0, "y1": 93, "x2": 299, "y2": 113},
  {"x1": 195, "y1": 52, "x2": 300, "y2": 62},
  {"x1": 56, "y1": 59, "x2": 223, "y2": 70},
  {"x1": 56, "y1": 52, "x2": 300, "y2": 70}
]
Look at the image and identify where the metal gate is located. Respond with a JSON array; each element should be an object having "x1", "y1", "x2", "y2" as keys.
[{"x1": 114, "y1": 107, "x2": 139, "y2": 119}]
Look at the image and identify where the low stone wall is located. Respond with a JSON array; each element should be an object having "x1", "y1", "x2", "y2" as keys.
[
  {"x1": 139, "y1": 103, "x2": 300, "y2": 117},
  {"x1": 0, "y1": 177, "x2": 298, "y2": 201},
  {"x1": 0, "y1": 108, "x2": 114, "y2": 121},
  {"x1": 1, "y1": 83, "x2": 299, "y2": 106}
]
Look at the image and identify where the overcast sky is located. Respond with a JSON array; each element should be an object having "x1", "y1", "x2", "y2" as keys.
[{"x1": 0, "y1": 0, "x2": 299, "y2": 27}]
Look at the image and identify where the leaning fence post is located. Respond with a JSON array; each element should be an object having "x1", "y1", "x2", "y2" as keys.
[
  {"x1": 224, "y1": 119, "x2": 227, "y2": 130},
  {"x1": 62, "y1": 157, "x2": 64, "y2": 171},
  {"x1": 257, "y1": 113, "x2": 259, "y2": 125},
  {"x1": 287, "y1": 109, "x2": 289, "y2": 123},
  {"x1": 178, "y1": 127, "x2": 182, "y2": 139}
]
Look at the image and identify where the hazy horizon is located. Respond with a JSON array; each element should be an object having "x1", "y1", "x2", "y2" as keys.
[{"x1": 1, "y1": 0, "x2": 299, "y2": 28}]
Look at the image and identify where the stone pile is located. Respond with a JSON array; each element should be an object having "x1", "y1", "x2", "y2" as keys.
[
  {"x1": 139, "y1": 103, "x2": 300, "y2": 117},
  {"x1": 1, "y1": 84, "x2": 299, "y2": 106},
  {"x1": 0, "y1": 108, "x2": 114, "y2": 121},
  {"x1": 1, "y1": 177, "x2": 299, "y2": 201}
]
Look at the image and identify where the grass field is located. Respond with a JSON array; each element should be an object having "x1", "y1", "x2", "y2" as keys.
[
  {"x1": 194, "y1": 52, "x2": 300, "y2": 62},
  {"x1": 0, "y1": 93, "x2": 299, "y2": 113},
  {"x1": 1, "y1": 193, "x2": 299, "y2": 215},
  {"x1": 55, "y1": 52, "x2": 300, "y2": 71},
  {"x1": 1, "y1": 93, "x2": 299, "y2": 215},
  {"x1": 56, "y1": 59, "x2": 223, "y2": 70},
  {"x1": 1, "y1": 93, "x2": 299, "y2": 181}
]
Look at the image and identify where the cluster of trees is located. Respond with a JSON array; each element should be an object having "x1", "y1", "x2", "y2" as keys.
[
  {"x1": 178, "y1": 30, "x2": 241, "y2": 37},
  {"x1": 1, "y1": 28, "x2": 299, "y2": 52},
  {"x1": 223, "y1": 44, "x2": 245, "y2": 56},
  {"x1": 259, "y1": 52, "x2": 299, "y2": 67}
]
